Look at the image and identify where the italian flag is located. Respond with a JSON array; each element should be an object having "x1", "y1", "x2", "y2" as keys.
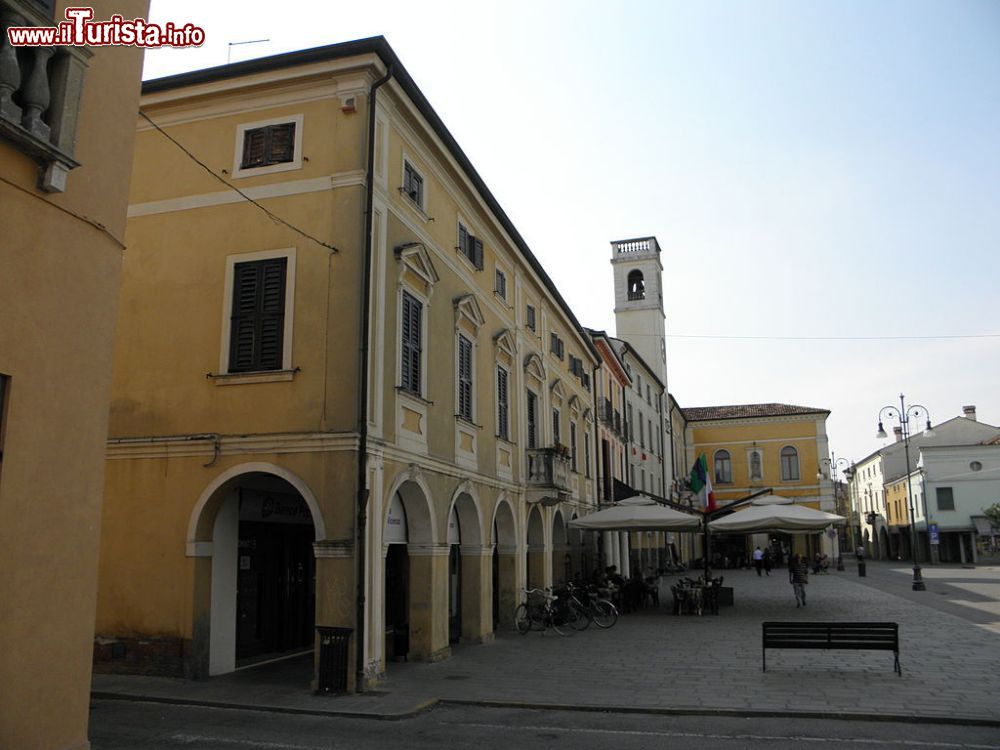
[{"x1": 689, "y1": 453, "x2": 716, "y2": 512}]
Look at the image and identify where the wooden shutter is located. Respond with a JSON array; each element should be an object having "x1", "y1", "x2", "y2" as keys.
[
  {"x1": 268, "y1": 123, "x2": 295, "y2": 164},
  {"x1": 526, "y1": 305, "x2": 535, "y2": 331},
  {"x1": 458, "y1": 335, "x2": 473, "y2": 420},
  {"x1": 497, "y1": 366, "x2": 508, "y2": 440},
  {"x1": 241, "y1": 128, "x2": 267, "y2": 168},
  {"x1": 401, "y1": 292, "x2": 422, "y2": 394},
  {"x1": 526, "y1": 391, "x2": 537, "y2": 449},
  {"x1": 472, "y1": 237, "x2": 483, "y2": 270},
  {"x1": 458, "y1": 223, "x2": 468, "y2": 255},
  {"x1": 229, "y1": 257, "x2": 286, "y2": 372}
]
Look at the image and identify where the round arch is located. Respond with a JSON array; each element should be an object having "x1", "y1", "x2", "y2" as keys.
[
  {"x1": 492, "y1": 494, "x2": 518, "y2": 547},
  {"x1": 187, "y1": 461, "x2": 325, "y2": 548},
  {"x1": 384, "y1": 467, "x2": 438, "y2": 545},
  {"x1": 448, "y1": 481, "x2": 484, "y2": 546}
]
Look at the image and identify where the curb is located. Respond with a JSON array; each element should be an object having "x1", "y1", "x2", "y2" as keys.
[
  {"x1": 91, "y1": 691, "x2": 1000, "y2": 728},
  {"x1": 90, "y1": 691, "x2": 439, "y2": 721}
]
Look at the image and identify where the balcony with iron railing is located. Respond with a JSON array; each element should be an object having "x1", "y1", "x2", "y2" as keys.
[
  {"x1": 525, "y1": 447, "x2": 571, "y2": 505},
  {"x1": 1, "y1": 1, "x2": 89, "y2": 191}
]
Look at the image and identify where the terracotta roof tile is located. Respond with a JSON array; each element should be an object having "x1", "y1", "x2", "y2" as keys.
[{"x1": 682, "y1": 403, "x2": 830, "y2": 421}]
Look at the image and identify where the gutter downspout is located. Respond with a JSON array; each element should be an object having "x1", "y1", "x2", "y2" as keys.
[{"x1": 356, "y1": 63, "x2": 392, "y2": 693}]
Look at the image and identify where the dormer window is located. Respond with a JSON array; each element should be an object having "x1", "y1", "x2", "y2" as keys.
[{"x1": 627, "y1": 270, "x2": 645, "y2": 300}]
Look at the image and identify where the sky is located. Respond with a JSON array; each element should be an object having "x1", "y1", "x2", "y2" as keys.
[{"x1": 142, "y1": 0, "x2": 1000, "y2": 471}]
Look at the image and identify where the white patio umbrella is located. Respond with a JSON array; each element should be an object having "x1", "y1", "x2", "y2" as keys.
[
  {"x1": 567, "y1": 494, "x2": 702, "y2": 532},
  {"x1": 708, "y1": 494, "x2": 845, "y2": 534}
]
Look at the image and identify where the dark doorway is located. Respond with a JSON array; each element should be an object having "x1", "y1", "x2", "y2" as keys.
[
  {"x1": 448, "y1": 545, "x2": 462, "y2": 643},
  {"x1": 491, "y1": 547, "x2": 500, "y2": 631},
  {"x1": 384, "y1": 544, "x2": 409, "y2": 660},
  {"x1": 235, "y1": 498, "x2": 315, "y2": 663}
]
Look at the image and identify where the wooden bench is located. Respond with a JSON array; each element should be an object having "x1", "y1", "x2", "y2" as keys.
[{"x1": 762, "y1": 621, "x2": 900, "y2": 674}]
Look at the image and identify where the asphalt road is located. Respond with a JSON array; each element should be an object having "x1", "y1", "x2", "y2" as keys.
[{"x1": 89, "y1": 701, "x2": 1000, "y2": 750}]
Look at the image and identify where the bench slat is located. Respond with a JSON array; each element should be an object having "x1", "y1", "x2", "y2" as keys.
[{"x1": 762, "y1": 622, "x2": 900, "y2": 675}]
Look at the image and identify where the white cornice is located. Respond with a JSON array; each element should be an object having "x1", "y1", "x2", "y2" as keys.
[
  {"x1": 128, "y1": 171, "x2": 365, "y2": 218},
  {"x1": 107, "y1": 432, "x2": 360, "y2": 460}
]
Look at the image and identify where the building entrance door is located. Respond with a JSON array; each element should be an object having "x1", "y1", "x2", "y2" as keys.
[{"x1": 235, "y1": 493, "x2": 315, "y2": 662}]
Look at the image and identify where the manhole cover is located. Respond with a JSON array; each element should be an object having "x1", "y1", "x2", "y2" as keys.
[{"x1": 444, "y1": 675, "x2": 470, "y2": 680}]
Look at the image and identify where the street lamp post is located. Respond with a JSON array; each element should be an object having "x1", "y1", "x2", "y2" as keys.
[
  {"x1": 817, "y1": 453, "x2": 852, "y2": 558},
  {"x1": 876, "y1": 394, "x2": 935, "y2": 591}
]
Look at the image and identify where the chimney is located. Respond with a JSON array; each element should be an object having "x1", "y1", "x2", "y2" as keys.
[
  {"x1": 963, "y1": 405, "x2": 977, "y2": 422},
  {"x1": 893, "y1": 426, "x2": 903, "y2": 443}
]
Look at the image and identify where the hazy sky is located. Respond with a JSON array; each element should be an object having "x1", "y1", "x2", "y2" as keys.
[{"x1": 143, "y1": 0, "x2": 1000, "y2": 472}]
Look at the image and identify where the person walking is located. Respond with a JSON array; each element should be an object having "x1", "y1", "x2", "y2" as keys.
[
  {"x1": 753, "y1": 546, "x2": 764, "y2": 576},
  {"x1": 789, "y1": 553, "x2": 809, "y2": 607},
  {"x1": 763, "y1": 549, "x2": 772, "y2": 576}
]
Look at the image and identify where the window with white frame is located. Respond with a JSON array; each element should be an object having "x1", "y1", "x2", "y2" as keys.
[
  {"x1": 780, "y1": 446, "x2": 800, "y2": 481},
  {"x1": 750, "y1": 449, "x2": 763, "y2": 480},
  {"x1": 233, "y1": 115, "x2": 304, "y2": 178},
  {"x1": 584, "y1": 431, "x2": 591, "y2": 477},
  {"x1": 714, "y1": 450, "x2": 732, "y2": 484},
  {"x1": 552, "y1": 408, "x2": 561, "y2": 446},
  {"x1": 526, "y1": 304, "x2": 536, "y2": 331},
  {"x1": 457, "y1": 334, "x2": 473, "y2": 421},
  {"x1": 221, "y1": 248, "x2": 296, "y2": 376}
]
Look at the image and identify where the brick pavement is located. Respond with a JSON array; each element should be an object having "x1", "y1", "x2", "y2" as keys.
[{"x1": 92, "y1": 564, "x2": 1000, "y2": 724}]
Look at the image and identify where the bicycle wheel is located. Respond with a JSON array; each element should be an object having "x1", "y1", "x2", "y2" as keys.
[
  {"x1": 548, "y1": 611, "x2": 569, "y2": 636},
  {"x1": 514, "y1": 603, "x2": 531, "y2": 635},
  {"x1": 568, "y1": 600, "x2": 590, "y2": 631},
  {"x1": 591, "y1": 599, "x2": 618, "y2": 629}
]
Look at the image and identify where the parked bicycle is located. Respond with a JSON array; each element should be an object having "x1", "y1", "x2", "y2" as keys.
[
  {"x1": 574, "y1": 583, "x2": 618, "y2": 628},
  {"x1": 515, "y1": 587, "x2": 581, "y2": 635}
]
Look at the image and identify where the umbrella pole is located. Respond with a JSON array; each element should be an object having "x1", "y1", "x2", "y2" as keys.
[{"x1": 703, "y1": 515, "x2": 711, "y2": 580}]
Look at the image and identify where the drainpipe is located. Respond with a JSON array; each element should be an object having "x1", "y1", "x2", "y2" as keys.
[{"x1": 355, "y1": 63, "x2": 393, "y2": 693}]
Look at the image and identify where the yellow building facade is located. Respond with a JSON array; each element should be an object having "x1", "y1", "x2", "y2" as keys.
[
  {"x1": 95, "y1": 38, "x2": 599, "y2": 690},
  {"x1": 683, "y1": 403, "x2": 836, "y2": 558},
  {"x1": 0, "y1": 2, "x2": 147, "y2": 748}
]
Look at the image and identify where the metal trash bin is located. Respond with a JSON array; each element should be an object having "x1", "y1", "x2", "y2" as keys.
[
  {"x1": 858, "y1": 560, "x2": 867, "y2": 577},
  {"x1": 316, "y1": 626, "x2": 353, "y2": 694}
]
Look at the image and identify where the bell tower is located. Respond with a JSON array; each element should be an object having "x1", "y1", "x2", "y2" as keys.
[{"x1": 611, "y1": 236, "x2": 668, "y2": 391}]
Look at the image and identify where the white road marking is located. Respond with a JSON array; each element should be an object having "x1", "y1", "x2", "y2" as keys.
[
  {"x1": 447, "y1": 721, "x2": 1000, "y2": 749},
  {"x1": 170, "y1": 735, "x2": 330, "y2": 749}
]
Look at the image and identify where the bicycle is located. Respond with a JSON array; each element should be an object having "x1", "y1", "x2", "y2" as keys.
[
  {"x1": 514, "y1": 588, "x2": 578, "y2": 635},
  {"x1": 576, "y1": 584, "x2": 619, "y2": 628}
]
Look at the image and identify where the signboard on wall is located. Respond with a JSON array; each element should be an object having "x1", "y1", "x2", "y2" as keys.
[
  {"x1": 385, "y1": 493, "x2": 408, "y2": 544},
  {"x1": 929, "y1": 523, "x2": 940, "y2": 545}
]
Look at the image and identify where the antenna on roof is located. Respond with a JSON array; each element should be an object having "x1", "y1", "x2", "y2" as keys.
[{"x1": 227, "y1": 39, "x2": 270, "y2": 65}]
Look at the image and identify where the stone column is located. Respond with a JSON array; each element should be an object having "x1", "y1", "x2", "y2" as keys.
[
  {"x1": 313, "y1": 540, "x2": 358, "y2": 691},
  {"x1": 604, "y1": 531, "x2": 617, "y2": 570},
  {"x1": 406, "y1": 544, "x2": 451, "y2": 662},
  {"x1": 619, "y1": 531, "x2": 630, "y2": 577},
  {"x1": 460, "y1": 545, "x2": 494, "y2": 643},
  {"x1": 527, "y1": 543, "x2": 546, "y2": 590},
  {"x1": 496, "y1": 545, "x2": 519, "y2": 627}
]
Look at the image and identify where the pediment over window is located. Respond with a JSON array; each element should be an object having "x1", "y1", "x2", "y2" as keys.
[
  {"x1": 582, "y1": 407, "x2": 593, "y2": 424},
  {"x1": 568, "y1": 395, "x2": 582, "y2": 415},
  {"x1": 523, "y1": 352, "x2": 544, "y2": 383},
  {"x1": 494, "y1": 328, "x2": 517, "y2": 359},
  {"x1": 395, "y1": 242, "x2": 439, "y2": 291},
  {"x1": 454, "y1": 294, "x2": 485, "y2": 333},
  {"x1": 550, "y1": 379, "x2": 565, "y2": 401}
]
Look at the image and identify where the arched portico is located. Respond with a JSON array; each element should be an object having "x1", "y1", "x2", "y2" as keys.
[
  {"x1": 382, "y1": 472, "x2": 448, "y2": 664},
  {"x1": 526, "y1": 505, "x2": 546, "y2": 589},
  {"x1": 448, "y1": 484, "x2": 492, "y2": 643},
  {"x1": 492, "y1": 495, "x2": 519, "y2": 628},
  {"x1": 186, "y1": 464, "x2": 323, "y2": 678},
  {"x1": 551, "y1": 508, "x2": 569, "y2": 585}
]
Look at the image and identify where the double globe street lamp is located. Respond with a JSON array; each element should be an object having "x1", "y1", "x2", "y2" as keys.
[
  {"x1": 876, "y1": 394, "x2": 935, "y2": 591},
  {"x1": 817, "y1": 453, "x2": 852, "y2": 563}
]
